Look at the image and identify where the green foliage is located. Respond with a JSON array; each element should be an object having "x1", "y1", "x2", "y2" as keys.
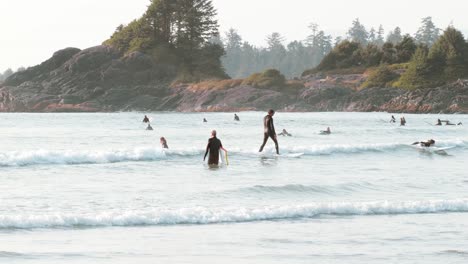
[
  {"x1": 361, "y1": 65, "x2": 399, "y2": 88},
  {"x1": 242, "y1": 69, "x2": 286, "y2": 89},
  {"x1": 429, "y1": 27, "x2": 468, "y2": 81},
  {"x1": 360, "y1": 44, "x2": 383, "y2": 66},
  {"x1": 395, "y1": 35, "x2": 417, "y2": 63},
  {"x1": 314, "y1": 40, "x2": 363, "y2": 71},
  {"x1": 415, "y1": 17, "x2": 440, "y2": 47},
  {"x1": 104, "y1": 18, "x2": 153, "y2": 53},
  {"x1": 396, "y1": 46, "x2": 438, "y2": 89},
  {"x1": 397, "y1": 27, "x2": 468, "y2": 89},
  {"x1": 103, "y1": 0, "x2": 224, "y2": 81},
  {"x1": 347, "y1": 18, "x2": 368, "y2": 45},
  {"x1": 386, "y1": 27, "x2": 403, "y2": 44}
]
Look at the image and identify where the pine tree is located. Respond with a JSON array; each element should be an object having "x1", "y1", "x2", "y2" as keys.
[
  {"x1": 415, "y1": 17, "x2": 440, "y2": 47},
  {"x1": 395, "y1": 35, "x2": 417, "y2": 63},
  {"x1": 386, "y1": 27, "x2": 403, "y2": 44},
  {"x1": 376, "y1": 25, "x2": 385, "y2": 46},
  {"x1": 347, "y1": 18, "x2": 368, "y2": 44}
]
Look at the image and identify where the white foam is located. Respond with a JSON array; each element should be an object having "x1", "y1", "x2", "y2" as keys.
[
  {"x1": 1, "y1": 139, "x2": 465, "y2": 167},
  {"x1": 0, "y1": 148, "x2": 166, "y2": 167},
  {"x1": 1, "y1": 199, "x2": 467, "y2": 229}
]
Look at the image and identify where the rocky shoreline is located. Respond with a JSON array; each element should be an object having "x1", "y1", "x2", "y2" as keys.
[{"x1": 1, "y1": 45, "x2": 467, "y2": 113}]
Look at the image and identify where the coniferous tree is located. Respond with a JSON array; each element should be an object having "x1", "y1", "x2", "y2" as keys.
[
  {"x1": 376, "y1": 25, "x2": 385, "y2": 46},
  {"x1": 395, "y1": 35, "x2": 417, "y2": 63},
  {"x1": 347, "y1": 18, "x2": 368, "y2": 44},
  {"x1": 415, "y1": 17, "x2": 440, "y2": 47},
  {"x1": 386, "y1": 27, "x2": 403, "y2": 44}
]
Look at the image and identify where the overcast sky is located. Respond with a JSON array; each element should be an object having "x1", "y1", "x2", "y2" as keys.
[{"x1": 1, "y1": 0, "x2": 466, "y2": 72}]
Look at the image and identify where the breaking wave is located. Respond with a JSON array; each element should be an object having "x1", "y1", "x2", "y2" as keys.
[
  {"x1": 1, "y1": 199, "x2": 467, "y2": 229},
  {"x1": 1, "y1": 139, "x2": 465, "y2": 167}
]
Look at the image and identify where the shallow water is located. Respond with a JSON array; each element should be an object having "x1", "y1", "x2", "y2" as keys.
[{"x1": 1, "y1": 112, "x2": 467, "y2": 263}]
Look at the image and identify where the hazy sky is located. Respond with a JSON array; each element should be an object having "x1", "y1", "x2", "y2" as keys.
[{"x1": 1, "y1": 0, "x2": 466, "y2": 72}]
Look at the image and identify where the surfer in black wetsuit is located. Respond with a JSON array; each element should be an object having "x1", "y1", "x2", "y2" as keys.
[
  {"x1": 234, "y1": 114, "x2": 240, "y2": 121},
  {"x1": 400, "y1": 117, "x2": 406, "y2": 126},
  {"x1": 259, "y1": 109, "x2": 279, "y2": 154},
  {"x1": 146, "y1": 123, "x2": 153, "y2": 130},
  {"x1": 203, "y1": 118, "x2": 208, "y2": 123},
  {"x1": 204, "y1": 130, "x2": 227, "y2": 165},
  {"x1": 436, "y1": 119, "x2": 442, "y2": 126},
  {"x1": 412, "y1": 139, "x2": 435, "y2": 147},
  {"x1": 160, "y1": 137, "x2": 168, "y2": 149},
  {"x1": 143, "y1": 115, "x2": 150, "y2": 123},
  {"x1": 390, "y1": 115, "x2": 396, "y2": 123},
  {"x1": 320, "y1": 127, "x2": 331, "y2": 135}
]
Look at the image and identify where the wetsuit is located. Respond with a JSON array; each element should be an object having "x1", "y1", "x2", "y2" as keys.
[
  {"x1": 259, "y1": 115, "x2": 279, "y2": 154},
  {"x1": 143, "y1": 116, "x2": 149, "y2": 123},
  {"x1": 234, "y1": 115, "x2": 240, "y2": 121},
  {"x1": 204, "y1": 137, "x2": 223, "y2": 165},
  {"x1": 161, "y1": 142, "x2": 168, "y2": 149}
]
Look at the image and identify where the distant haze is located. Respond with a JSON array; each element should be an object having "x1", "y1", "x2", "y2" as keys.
[{"x1": 1, "y1": 0, "x2": 467, "y2": 72}]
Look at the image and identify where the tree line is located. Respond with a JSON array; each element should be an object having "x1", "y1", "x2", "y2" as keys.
[
  {"x1": 0, "y1": 67, "x2": 25, "y2": 83},
  {"x1": 221, "y1": 17, "x2": 444, "y2": 79}
]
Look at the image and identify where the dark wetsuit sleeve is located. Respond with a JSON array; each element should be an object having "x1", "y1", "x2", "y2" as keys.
[{"x1": 204, "y1": 140, "x2": 211, "y2": 160}]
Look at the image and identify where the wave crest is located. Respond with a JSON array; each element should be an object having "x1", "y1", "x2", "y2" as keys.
[{"x1": 1, "y1": 199, "x2": 467, "y2": 229}]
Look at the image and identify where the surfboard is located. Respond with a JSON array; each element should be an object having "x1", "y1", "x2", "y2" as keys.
[
  {"x1": 225, "y1": 151, "x2": 229, "y2": 165},
  {"x1": 412, "y1": 145, "x2": 456, "y2": 152},
  {"x1": 265, "y1": 152, "x2": 305, "y2": 158}
]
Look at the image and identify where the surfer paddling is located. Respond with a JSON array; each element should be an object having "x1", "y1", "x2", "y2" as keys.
[
  {"x1": 278, "y1": 129, "x2": 292, "y2": 136},
  {"x1": 412, "y1": 139, "x2": 435, "y2": 147},
  {"x1": 204, "y1": 130, "x2": 227, "y2": 166},
  {"x1": 259, "y1": 109, "x2": 279, "y2": 155}
]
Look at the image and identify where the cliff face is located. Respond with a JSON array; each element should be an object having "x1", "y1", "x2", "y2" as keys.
[{"x1": 1, "y1": 46, "x2": 467, "y2": 113}]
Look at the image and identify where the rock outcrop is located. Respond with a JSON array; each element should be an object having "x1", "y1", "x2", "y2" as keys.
[{"x1": 1, "y1": 46, "x2": 467, "y2": 113}]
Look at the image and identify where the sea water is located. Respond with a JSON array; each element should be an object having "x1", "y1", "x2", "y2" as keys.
[{"x1": 0, "y1": 112, "x2": 467, "y2": 264}]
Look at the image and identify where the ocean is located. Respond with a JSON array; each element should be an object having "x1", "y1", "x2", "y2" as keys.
[{"x1": 1, "y1": 112, "x2": 467, "y2": 264}]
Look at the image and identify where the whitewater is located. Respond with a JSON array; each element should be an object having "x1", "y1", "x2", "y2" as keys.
[{"x1": 1, "y1": 112, "x2": 468, "y2": 264}]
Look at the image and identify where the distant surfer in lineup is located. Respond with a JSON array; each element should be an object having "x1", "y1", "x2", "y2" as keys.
[
  {"x1": 146, "y1": 123, "x2": 153, "y2": 130},
  {"x1": 278, "y1": 129, "x2": 292, "y2": 136},
  {"x1": 203, "y1": 118, "x2": 207, "y2": 123},
  {"x1": 320, "y1": 127, "x2": 331, "y2": 135},
  {"x1": 436, "y1": 119, "x2": 442, "y2": 126},
  {"x1": 234, "y1": 114, "x2": 240, "y2": 121},
  {"x1": 412, "y1": 139, "x2": 435, "y2": 147},
  {"x1": 160, "y1": 137, "x2": 168, "y2": 149},
  {"x1": 259, "y1": 109, "x2": 279, "y2": 154},
  {"x1": 390, "y1": 115, "x2": 396, "y2": 123},
  {"x1": 143, "y1": 115, "x2": 150, "y2": 123},
  {"x1": 204, "y1": 130, "x2": 227, "y2": 165},
  {"x1": 400, "y1": 117, "x2": 406, "y2": 126}
]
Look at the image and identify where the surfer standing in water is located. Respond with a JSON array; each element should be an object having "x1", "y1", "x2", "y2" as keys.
[
  {"x1": 204, "y1": 130, "x2": 227, "y2": 166},
  {"x1": 143, "y1": 115, "x2": 150, "y2": 123},
  {"x1": 259, "y1": 109, "x2": 279, "y2": 154}
]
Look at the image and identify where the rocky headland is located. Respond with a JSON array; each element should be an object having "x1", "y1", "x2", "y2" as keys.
[{"x1": 1, "y1": 45, "x2": 467, "y2": 113}]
